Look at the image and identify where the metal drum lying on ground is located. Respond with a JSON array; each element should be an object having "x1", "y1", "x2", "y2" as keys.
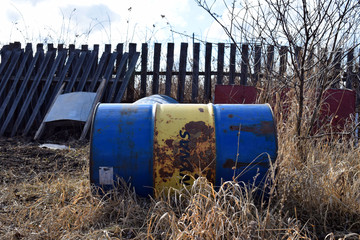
[{"x1": 90, "y1": 95, "x2": 277, "y2": 197}]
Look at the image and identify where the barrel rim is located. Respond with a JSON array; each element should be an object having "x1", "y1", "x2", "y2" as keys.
[
  {"x1": 265, "y1": 103, "x2": 278, "y2": 161},
  {"x1": 89, "y1": 102, "x2": 101, "y2": 186}
]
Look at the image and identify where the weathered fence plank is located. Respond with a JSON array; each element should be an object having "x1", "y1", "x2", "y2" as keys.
[
  {"x1": 279, "y1": 46, "x2": 288, "y2": 76},
  {"x1": 76, "y1": 50, "x2": 98, "y2": 92},
  {"x1": 64, "y1": 51, "x2": 87, "y2": 93},
  {"x1": 192, "y1": 42, "x2": 200, "y2": 103},
  {"x1": 126, "y1": 43, "x2": 137, "y2": 102},
  {"x1": 152, "y1": 43, "x2": 161, "y2": 94},
  {"x1": 346, "y1": 48, "x2": 354, "y2": 89},
  {"x1": 240, "y1": 44, "x2": 249, "y2": 85},
  {"x1": 217, "y1": 43, "x2": 225, "y2": 85},
  {"x1": 0, "y1": 50, "x2": 22, "y2": 99},
  {"x1": 106, "y1": 53, "x2": 129, "y2": 103},
  {"x1": 114, "y1": 52, "x2": 140, "y2": 103},
  {"x1": 88, "y1": 51, "x2": 109, "y2": 92},
  {"x1": 204, "y1": 42, "x2": 212, "y2": 102},
  {"x1": 254, "y1": 45, "x2": 261, "y2": 85},
  {"x1": 177, "y1": 43, "x2": 188, "y2": 102},
  {"x1": 165, "y1": 43, "x2": 174, "y2": 96},
  {"x1": 141, "y1": 43, "x2": 148, "y2": 98}
]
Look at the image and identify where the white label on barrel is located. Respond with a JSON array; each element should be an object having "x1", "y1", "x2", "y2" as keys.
[{"x1": 99, "y1": 167, "x2": 113, "y2": 185}]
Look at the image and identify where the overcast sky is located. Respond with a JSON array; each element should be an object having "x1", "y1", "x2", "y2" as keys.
[{"x1": 1, "y1": 0, "x2": 229, "y2": 48}]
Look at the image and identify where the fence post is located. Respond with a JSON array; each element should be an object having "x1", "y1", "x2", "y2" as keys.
[
  {"x1": 177, "y1": 43, "x2": 188, "y2": 102},
  {"x1": 217, "y1": 43, "x2": 224, "y2": 85},
  {"x1": 229, "y1": 43, "x2": 236, "y2": 84},
  {"x1": 279, "y1": 46, "x2": 288, "y2": 77},
  {"x1": 204, "y1": 42, "x2": 212, "y2": 102},
  {"x1": 346, "y1": 48, "x2": 354, "y2": 89},
  {"x1": 141, "y1": 43, "x2": 148, "y2": 98},
  {"x1": 240, "y1": 44, "x2": 249, "y2": 85},
  {"x1": 116, "y1": 43, "x2": 124, "y2": 72},
  {"x1": 126, "y1": 43, "x2": 137, "y2": 102},
  {"x1": 165, "y1": 43, "x2": 174, "y2": 96},
  {"x1": 152, "y1": 43, "x2": 161, "y2": 95},
  {"x1": 254, "y1": 45, "x2": 261, "y2": 85},
  {"x1": 331, "y1": 49, "x2": 342, "y2": 88},
  {"x1": 192, "y1": 42, "x2": 200, "y2": 103}
]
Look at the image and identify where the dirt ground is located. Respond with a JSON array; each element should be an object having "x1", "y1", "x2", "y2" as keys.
[{"x1": 0, "y1": 137, "x2": 88, "y2": 184}]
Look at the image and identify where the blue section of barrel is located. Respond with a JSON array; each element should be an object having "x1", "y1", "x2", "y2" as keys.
[
  {"x1": 90, "y1": 104, "x2": 155, "y2": 196},
  {"x1": 90, "y1": 95, "x2": 177, "y2": 196},
  {"x1": 213, "y1": 104, "x2": 277, "y2": 187}
]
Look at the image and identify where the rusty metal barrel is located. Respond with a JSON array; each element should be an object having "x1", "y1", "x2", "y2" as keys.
[{"x1": 90, "y1": 95, "x2": 277, "y2": 197}]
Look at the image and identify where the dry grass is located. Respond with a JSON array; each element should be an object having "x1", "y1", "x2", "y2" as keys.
[{"x1": 1, "y1": 90, "x2": 360, "y2": 239}]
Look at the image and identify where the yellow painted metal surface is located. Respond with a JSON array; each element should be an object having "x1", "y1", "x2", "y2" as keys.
[{"x1": 153, "y1": 104, "x2": 216, "y2": 196}]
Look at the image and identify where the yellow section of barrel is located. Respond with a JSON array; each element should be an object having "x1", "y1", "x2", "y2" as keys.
[{"x1": 153, "y1": 104, "x2": 216, "y2": 197}]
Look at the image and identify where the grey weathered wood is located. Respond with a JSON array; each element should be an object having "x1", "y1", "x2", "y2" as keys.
[
  {"x1": 140, "y1": 43, "x2": 148, "y2": 98},
  {"x1": 266, "y1": 45, "x2": 274, "y2": 78},
  {"x1": 240, "y1": 44, "x2": 249, "y2": 85},
  {"x1": 89, "y1": 51, "x2": 110, "y2": 92},
  {"x1": 34, "y1": 44, "x2": 44, "y2": 72},
  {"x1": 105, "y1": 44, "x2": 111, "y2": 53},
  {"x1": 34, "y1": 83, "x2": 65, "y2": 140},
  {"x1": 267, "y1": 45, "x2": 275, "y2": 71},
  {"x1": 165, "y1": 43, "x2": 174, "y2": 96},
  {"x1": 101, "y1": 52, "x2": 118, "y2": 101},
  {"x1": 177, "y1": 43, "x2": 188, "y2": 103},
  {"x1": 22, "y1": 50, "x2": 67, "y2": 136},
  {"x1": 114, "y1": 52, "x2": 140, "y2": 103},
  {"x1": 0, "y1": 50, "x2": 41, "y2": 136},
  {"x1": 346, "y1": 48, "x2": 354, "y2": 89},
  {"x1": 76, "y1": 49, "x2": 98, "y2": 92},
  {"x1": 89, "y1": 44, "x2": 99, "y2": 78},
  {"x1": 331, "y1": 49, "x2": 342, "y2": 88},
  {"x1": 126, "y1": 43, "x2": 137, "y2": 102},
  {"x1": 64, "y1": 51, "x2": 88, "y2": 93},
  {"x1": 279, "y1": 46, "x2": 288, "y2": 76},
  {"x1": 152, "y1": 43, "x2": 161, "y2": 94},
  {"x1": 0, "y1": 50, "x2": 21, "y2": 99},
  {"x1": 0, "y1": 49, "x2": 31, "y2": 127},
  {"x1": 204, "y1": 42, "x2": 212, "y2": 102},
  {"x1": 191, "y1": 43, "x2": 200, "y2": 103},
  {"x1": 80, "y1": 78, "x2": 107, "y2": 140},
  {"x1": 254, "y1": 45, "x2": 261, "y2": 85},
  {"x1": 11, "y1": 50, "x2": 54, "y2": 136},
  {"x1": 217, "y1": 43, "x2": 224, "y2": 85},
  {"x1": 116, "y1": 43, "x2": 124, "y2": 71},
  {"x1": 0, "y1": 51, "x2": 13, "y2": 76},
  {"x1": 106, "y1": 53, "x2": 129, "y2": 103},
  {"x1": 229, "y1": 43, "x2": 236, "y2": 84}
]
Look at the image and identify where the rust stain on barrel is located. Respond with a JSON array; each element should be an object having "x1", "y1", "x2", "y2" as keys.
[
  {"x1": 165, "y1": 139, "x2": 174, "y2": 148},
  {"x1": 230, "y1": 121, "x2": 274, "y2": 137},
  {"x1": 223, "y1": 159, "x2": 269, "y2": 168}
]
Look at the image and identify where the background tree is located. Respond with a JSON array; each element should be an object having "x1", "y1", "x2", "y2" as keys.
[{"x1": 195, "y1": 0, "x2": 360, "y2": 139}]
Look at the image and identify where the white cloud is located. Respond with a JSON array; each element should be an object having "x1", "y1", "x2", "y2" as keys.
[{"x1": 1, "y1": 0, "x2": 226, "y2": 47}]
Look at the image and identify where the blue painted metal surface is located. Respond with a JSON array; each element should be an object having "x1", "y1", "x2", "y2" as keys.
[
  {"x1": 90, "y1": 103, "x2": 155, "y2": 196},
  {"x1": 90, "y1": 97, "x2": 277, "y2": 197},
  {"x1": 213, "y1": 104, "x2": 277, "y2": 186}
]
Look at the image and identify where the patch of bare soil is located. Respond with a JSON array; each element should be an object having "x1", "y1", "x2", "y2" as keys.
[{"x1": 0, "y1": 137, "x2": 88, "y2": 184}]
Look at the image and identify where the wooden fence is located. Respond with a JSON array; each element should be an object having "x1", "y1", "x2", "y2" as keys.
[{"x1": 0, "y1": 41, "x2": 358, "y2": 137}]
